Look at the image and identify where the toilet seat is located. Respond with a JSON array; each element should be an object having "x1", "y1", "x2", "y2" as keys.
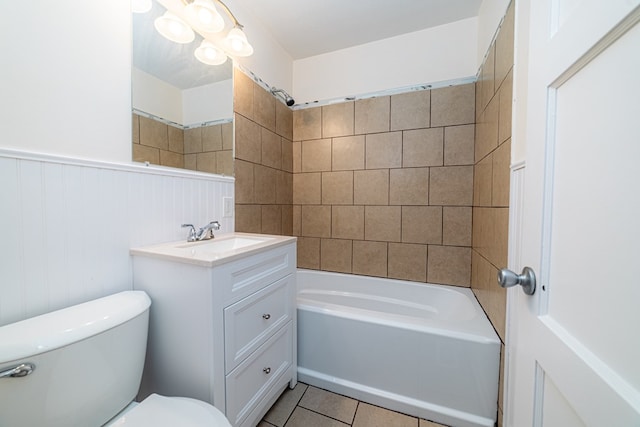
[{"x1": 105, "y1": 394, "x2": 232, "y2": 427}]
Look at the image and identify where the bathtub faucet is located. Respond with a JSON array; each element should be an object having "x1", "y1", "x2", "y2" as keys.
[{"x1": 195, "y1": 221, "x2": 221, "y2": 241}]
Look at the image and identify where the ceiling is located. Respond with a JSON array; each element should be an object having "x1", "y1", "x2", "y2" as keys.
[
  {"x1": 132, "y1": 0, "x2": 483, "y2": 89},
  {"x1": 233, "y1": 0, "x2": 483, "y2": 59}
]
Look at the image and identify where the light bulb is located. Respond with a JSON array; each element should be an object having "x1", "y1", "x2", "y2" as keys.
[
  {"x1": 185, "y1": 0, "x2": 224, "y2": 33},
  {"x1": 154, "y1": 12, "x2": 195, "y2": 44},
  {"x1": 195, "y1": 40, "x2": 228, "y2": 65}
]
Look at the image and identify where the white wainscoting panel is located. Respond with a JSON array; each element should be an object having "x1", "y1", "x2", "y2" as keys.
[{"x1": 0, "y1": 150, "x2": 234, "y2": 326}]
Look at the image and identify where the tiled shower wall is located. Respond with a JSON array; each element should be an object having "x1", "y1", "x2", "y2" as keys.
[
  {"x1": 292, "y1": 85, "x2": 476, "y2": 286},
  {"x1": 233, "y1": 69, "x2": 294, "y2": 234},
  {"x1": 471, "y1": 2, "x2": 514, "y2": 425},
  {"x1": 132, "y1": 113, "x2": 233, "y2": 175}
]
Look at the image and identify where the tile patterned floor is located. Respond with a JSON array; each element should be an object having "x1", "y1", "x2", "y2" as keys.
[{"x1": 258, "y1": 383, "x2": 449, "y2": 427}]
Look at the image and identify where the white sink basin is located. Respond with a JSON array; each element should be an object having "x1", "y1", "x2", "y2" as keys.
[
  {"x1": 130, "y1": 233, "x2": 294, "y2": 267},
  {"x1": 175, "y1": 236, "x2": 274, "y2": 254}
]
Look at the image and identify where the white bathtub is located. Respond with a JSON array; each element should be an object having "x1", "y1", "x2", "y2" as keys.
[{"x1": 296, "y1": 270, "x2": 500, "y2": 427}]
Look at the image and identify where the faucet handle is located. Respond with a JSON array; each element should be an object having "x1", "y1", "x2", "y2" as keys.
[
  {"x1": 209, "y1": 221, "x2": 221, "y2": 231},
  {"x1": 181, "y1": 224, "x2": 197, "y2": 242}
]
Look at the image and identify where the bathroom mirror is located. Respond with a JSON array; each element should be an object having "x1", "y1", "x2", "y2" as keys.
[{"x1": 131, "y1": 1, "x2": 234, "y2": 175}]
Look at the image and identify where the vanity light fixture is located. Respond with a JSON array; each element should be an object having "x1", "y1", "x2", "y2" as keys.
[
  {"x1": 138, "y1": 0, "x2": 254, "y2": 65},
  {"x1": 154, "y1": 11, "x2": 195, "y2": 43}
]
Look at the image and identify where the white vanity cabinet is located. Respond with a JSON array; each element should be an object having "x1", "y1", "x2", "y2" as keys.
[{"x1": 131, "y1": 234, "x2": 297, "y2": 427}]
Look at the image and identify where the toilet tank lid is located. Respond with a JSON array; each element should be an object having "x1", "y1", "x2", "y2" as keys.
[{"x1": 0, "y1": 291, "x2": 151, "y2": 363}]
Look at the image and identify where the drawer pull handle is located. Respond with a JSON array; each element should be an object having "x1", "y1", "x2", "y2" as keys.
[
  {"x1": 263, "y1": 367, "x2": 271, "y2": 374},
  {"x1": 262, "y1": 313, "x2": 271, "y2": 320}
]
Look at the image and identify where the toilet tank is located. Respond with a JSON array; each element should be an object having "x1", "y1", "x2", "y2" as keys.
[{"x1": 0, "y1": 291, "x2": 151, "y2": 427}]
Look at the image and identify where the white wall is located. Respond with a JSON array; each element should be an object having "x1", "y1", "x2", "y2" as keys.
[
  {"x1": 0, "y1": 1, "x2": 132, "y2": 163},
  {"x1": 182, "y1": 79, "x2": 233, "y2": 126},
  {"x1": 292, "y1": 18, "x2": 478, "y2": 105},
  {"x1": 132, "y1": 67, "x2": 184, "y2": 124},
  {"x1": 477, "y1": 0, "x2": 512, "y2": 68},
  {"x1": 0, "y1": 150, "x2": 234, "y2": 326}
]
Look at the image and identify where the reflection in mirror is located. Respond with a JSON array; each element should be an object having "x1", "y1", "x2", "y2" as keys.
[{"x1": 131, "y1": 1, "x2": 234, "y2": 175}]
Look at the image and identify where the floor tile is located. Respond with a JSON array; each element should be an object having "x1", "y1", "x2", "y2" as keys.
[
  {"x1": 352, "y1": 402, "x2": 418, "y2": 427},
  {"x1": 285, "y1": 407, "x2": 350, "y2": 427},
  {"x1": 262, "y1": 383, "x2": 308, "y2": 427},
  {"x1": 298, "y1": 386, "x2": 358, "y2": 424}
]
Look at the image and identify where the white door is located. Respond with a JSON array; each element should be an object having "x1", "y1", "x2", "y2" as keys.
[{"x1": 505, "y1": 0, "x2": 640, "y2": 426}]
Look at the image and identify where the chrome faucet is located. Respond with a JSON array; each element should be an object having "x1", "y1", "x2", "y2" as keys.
[
  {"x1": 196, "y1": 221, "x2": 221, "y2": 241},
  {"x1": 181, "y1": 221, "x2": 220, "y2": 242}
]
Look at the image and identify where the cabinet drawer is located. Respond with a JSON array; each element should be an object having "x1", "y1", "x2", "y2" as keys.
[
  {"x1": 225, "y1": 322, "x2": 292, "y2": 427},
  {"x1": 214, "y1": 243, "x2": 296, "y2": 306},
  {"x1": 224, "y1": 275, "x2": 293, "y2": 372}
]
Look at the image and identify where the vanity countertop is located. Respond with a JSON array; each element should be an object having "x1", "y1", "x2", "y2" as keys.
[{"x1": 130, "y1": 232, "x2": 296, "y2": 267}]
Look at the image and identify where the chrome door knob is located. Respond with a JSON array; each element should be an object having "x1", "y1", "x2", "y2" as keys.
[{"x1": 498, "y1": 267, "x2": 536, "y2": 295}]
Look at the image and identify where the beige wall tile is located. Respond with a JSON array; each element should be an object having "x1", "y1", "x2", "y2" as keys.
[
  {"x1": 444, "y1": 124, "x2": 475, "y2": 166},
  {"x1": 293, "y1": 173, "x2": 321, "y2": 205},
  {"x1": 352, "y1": 240, "x2": 388, "y2": 277},
  {"x1": 297, "y1": 237, "x2": 320, "y2": 269},
  {"x1": 390, "y1": 90, "x2": 430, "y2": 130},
  {"x1": 261, "y1": 128, "x2": 282, "y2": 169},
  {"x1": 132, "y1": 114, "x2": 140, "y2": 144},
  {"x1": 388, "y1": 243, "x2": 427, "y2": 282},
  {"x1": 234, "y1": 159, "x2": 254, "y2": 203},
  {"x1": 475, "y1": 80, "x2": 483, "y2": 122},
  {"x1": 202, "y1": 124, "x2": 223, "y2": 152},
  {"x1": 402, "y1": 206, "x2": 442, "y2": 244},
  {"x1": 293, "y1": 108, "x2": 322, "y2": 141},
  {"x1": 473, "y1": 207, "x2": 509, "y2": 268},
  {"x1": 472, "y1": 250, "x2": 506, "y2": 341},
  {"x1": 235, "y1": 114, "x2": 261, "y2": 163},
  {"x1": 354, "y1": 169, "x2": 389, "y2": 205},
  {"x1": 443, "y1": 207, "x2": 472, "y2": 246},
  {"x1": 132, "y1": 144, "x2": 159, "y2": 164},
  {"x1": 322, "y1": 102, "x2": 354, "y2": 138},
  {"x1": 332, "y1": 206, "x2": 364, "y2": 240},
  {"x1": 365, "y1": 206, "x2": 401, "y2": 242},
  {"x1": 235, "y1": 204, "x2": 261, "y2": 233},
  {"x1": 475, "y1": 94, "x2": 500, "y2": 161},
  {"x1": 160, "y1": 150, "x2": 184, "y2": 169},
  {"x1": 140, "y1": 116, "x2": 169, "y2": 150},
  {"x1": 402, "y1": 128, "x2": 444, "y2": 167},
  {"x1": 222, "y1": 122, "x2": 233, "y2": 150},
  {"x1": 332, "y1": 135, "x2": 365, "y2": 171},
  {"x1": 355, "y1": 96, "x2": 390, "y2": 134},
  {"x1": 292, "y1": 205, "x2": 301, "y2": 236},
  {"x1": 281, "y1": 205, "x2": 293, "y2": 236},
  {"x1": 254, "y1": 85, "x2": 276, "y2": 132},
  {"x1": 216, "y1": 150, "x2": 233, "y2": 176},
  {"x1": 254, "y1": 165, "x2": 277, "y2": 204},
  {"x1": 281, "y1": 138, "x2": 293, "y2": 173},
  {"x1": 321, "y1": 239, "x2": 352, "y2": 273},
  {"x1": 495, "y1": 1, "x2": 515, "y2": 87},
  {"x1": 492, "y1": 139, "x2": 511, "y2": 207},
  {"x1": 366, "y1": 132, "x2": 402, "y2": 169},
  {"x1": 431, "y1": 83, "x2": 476, "y2": 127},
  {"x1": 480, "y1": 43, "x2": 496, "y2": 111},
  {"x1": 429, "y1": 166, "x2": 474, "y2": 206},
  {"x1": 428, "y1": 245, "x2": 471, "y2": 286},
  {"x1": 301, "y1": 205, "x2": 332, "y2": 238},
  {"x1": 261, "y1": 205, "x2": 282, "y2": 235},
  {"x1": 302, "y1": 138, "x2": 332, "y2": 172},
  {"x1": 498, "y1": 69, "x2": 513, "y2": 145},
  {"x1": 276, "y1": 171, "x2": 293, "y2": 205},
  {"x1": 293, "y1": 141, "x2": 301, "y2": 173},
  {"x1": 474, "y1": 154, "x2": 493, "y2": 207},
  {"x1": 184, "y1": 127, "x2": 202, "y2": 154},
  {"x1": 389, "y1": 168, "x2": 429, "y2": 205},
  {"x1": 196, "y1": 152, "x2": 217, "y2": 173},
  {"x1": 322, "y1": 171, "x2": 353, "y2": 205},
  {"x1": 184, "y1": 154, "x2": 197, "y2": 170},
  {"x1": 168, "y1": 125, "x2": 184, "y2": 153},
  {"x1": 276, "y1": 100, "x2": 293, "y2": 140},
  {"x1": 234, "y1": 68, "x2": 254, "y2": 120}
]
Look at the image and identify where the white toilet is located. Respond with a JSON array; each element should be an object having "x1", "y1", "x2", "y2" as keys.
[{"x1": 0, "y1": 291, "x2": 232, "y2": 427}]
